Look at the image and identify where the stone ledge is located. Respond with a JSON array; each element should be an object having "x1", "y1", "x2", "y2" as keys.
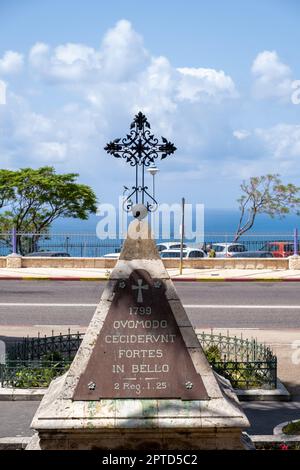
[
  {"x1": 1, "y1": 255, "x2": 290, "y2": 270},
  {"x1": 0, "y1": 387, "x2": 47, "y2": 401},
  {"x1": 0, "y1": 437, "x2": 30, "y2": 450},
  {"x1": 235, "y1": 379, "x2": 291, "y2": 402},
  {"x1": 273, "y1": 419, "x2": 300, "y2": 436},
  {"x1": 251, "y1": 434, "x2": 300, "y2": 443}
]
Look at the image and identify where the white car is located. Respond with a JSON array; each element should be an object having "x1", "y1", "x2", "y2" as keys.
[
  {"x1": 211, "y1": 243, "x2": 247, "y2": 257},
  {"x1": 160, "y1": 248, "x2": 206, "y2": 259},
  {"x1": 103, "y1": 252, "x2": 120, "y2": 259},
  {"x1": 103, "y1": 243, "x2": 187, "y2": 259},
  {"x1": 156, "y1": 242, "x2": 187, "y2": 252}
]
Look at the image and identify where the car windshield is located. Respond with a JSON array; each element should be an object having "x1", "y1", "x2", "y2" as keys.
[
  {"x1": 212, "y1": 245, "x2": 225, "y2": 252},
  {"x1": 161, "y1": 251, "x2": 187, "y2": 258}
]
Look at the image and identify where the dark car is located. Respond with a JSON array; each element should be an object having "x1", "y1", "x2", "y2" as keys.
[
  {"x1": 231, "y1": 251, "x2": 274, "y2": 258},
  {"x1": 25, "y1": 251, "x2": 71, "y2": 257}
]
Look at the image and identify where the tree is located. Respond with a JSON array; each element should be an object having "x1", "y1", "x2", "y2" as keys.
[
  {"x1": 234, "y1": 174, "x2": 300, "y2": 241},
  {"x1": 0, "y1": 169, "x2": 15, "y2": 209},
  {"x1": 0, "y1": 167, "x2": 98, "y2": 254}
]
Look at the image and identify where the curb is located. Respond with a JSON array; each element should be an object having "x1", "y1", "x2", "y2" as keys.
[
  {"x1": 236, "y1": 380, "x2": 291, "y2": 402},
  {"x1": 0, "y1": 437, "x2": 30, "y2": 450},
  {"x1": 273, "y1": 419, "x2": 300, "y2": 436},
  {"x1": 1, "y1": 276, "x2": 300, "y2": 282},
  {"x1": 0, "y1": 388, "x2": 47, "y2": 401}
]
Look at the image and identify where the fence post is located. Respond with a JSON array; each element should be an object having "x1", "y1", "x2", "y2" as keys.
[
  {"x1": 179, "y1": 197, "x2": 185, "y2": 275},
  {"x1": 12, "y1": 227, "x2": 17, "y2": 254},
  {"x1": 294, "y1": 228, "x2": 298, "y2": 256}
]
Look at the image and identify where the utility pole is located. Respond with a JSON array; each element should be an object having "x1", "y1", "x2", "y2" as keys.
[{"x1": 179, "y1": 197, "x2": 185, "y2": 275}]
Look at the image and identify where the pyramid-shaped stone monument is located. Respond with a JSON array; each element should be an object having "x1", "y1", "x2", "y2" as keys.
[{"x1": 27, "y1": 219, "x2": 249, "y2": 450}]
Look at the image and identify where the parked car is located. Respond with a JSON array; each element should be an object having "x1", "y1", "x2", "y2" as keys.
[
  {"x1": 260, "y1": 242, "x2": 297, "y2": 258},
  {"x1": 231, "y1": 251, "x2": 274, "y2": 258},
  {"x1": 211, "y1": 243, "x2": 247, "y2": 257},
  {"x1": 102, "y1": 247, "x2": 122, "y2": 259},
  {"x1": 156, "y1": 242, "x2": 187, "y2": 252},
  {"x1": 103, "y1": 252, "x2": 120, "y2": 259},
  {"x1": 160, "y1": 248, "x2": 206, "y2": 259},
  {"x1": 25, "y1": 251, "x2": 70, "y2": 257}
]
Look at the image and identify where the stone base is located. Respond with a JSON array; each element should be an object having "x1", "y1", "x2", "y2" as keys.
[
  {"x1": 289, "y1": 255, "x2": 300, "y2": 270},
  {"x1": 6, "y1": 253, "x2": 22, "y2": 268},
  {"x1": 27, "y1": 428, "x2": 245, "y2": 451},
  {"x1": 27, "y1": 371, "x2": 249, "y2": 450}
]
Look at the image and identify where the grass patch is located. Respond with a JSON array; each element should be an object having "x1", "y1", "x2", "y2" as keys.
[{"x1": 282, "y1": 420, "x2": 300, "y2": 435}]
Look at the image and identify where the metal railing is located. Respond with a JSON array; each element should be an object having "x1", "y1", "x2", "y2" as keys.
[
  {"x1": 198, "y1": 331, "x2": 277, "y2": 389},
  {"x1": 0, "y1": 330, "x2": 277, "y2": 390},
  {"x1": 0, "y1": 230, "x2": 298, "y2": 257},
  {"x1": 6, "y1": 330, "x2": 83, "y2": 361}
]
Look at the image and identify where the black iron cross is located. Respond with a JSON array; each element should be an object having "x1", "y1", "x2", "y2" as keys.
[{"x1": 104, "y1": 112, "x2": 176, "y2": 212}]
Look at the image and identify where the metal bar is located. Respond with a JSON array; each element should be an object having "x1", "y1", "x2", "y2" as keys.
[
  {"x1": 12, "y1": 227, "x2": 17, "y2": 254},
  {"x1": 179, "y1": 197, "x2": 185, "y2": 275},
  {"x1": 294, "y1": 228, "x2": 298, "y2": 256}
]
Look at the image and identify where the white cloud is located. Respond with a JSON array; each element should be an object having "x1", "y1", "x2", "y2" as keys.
[
  {"x1": 0, "y1": 80, "x2": 6, "y2": 104},
  {"x1": 33, "y1": 141, "x2": 67, "y2": 162},
  {"x1": 29, "y1": 41, "x2": 100, "y2": 82},
  {"x1": 177, "y1": 67, "x2": 237, "y2": 102},
  {"x1": 233, "y1": 129, "x2": 251, "y2": 140},
  {"x1": 251, "y1": 50, "x2": 293, "y2": 100},
  {"x1": 0, "y1": 50, "x2": 23, "y2": 74},
  {"x1": 256, "y1": 124, "x2": 300, "y2": 160},
  {"x1": 28, "y1": 20, "x2": 149, "y2": 84},
  {"x1": 101, "y1": 19, "x2": 149, "y2": 81},
  {"x1": 29, "y1": 42, "x2": 50, "y2": 67}
]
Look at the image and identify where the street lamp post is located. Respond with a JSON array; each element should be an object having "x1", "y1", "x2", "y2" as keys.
[
  {"x1": 121, "y1": 186, "x2": 129, "y2": 238},
  {"x1": 146, "y1": 164, "x2": 159, "y2": 233},
  {"x1": 146, "y1": 164, "x2": 159, "y2": 200}
]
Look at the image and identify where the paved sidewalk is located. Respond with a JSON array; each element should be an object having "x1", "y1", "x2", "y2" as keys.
[{"x1": 1, "y1": 266, "x2": 300, "y2": 281}]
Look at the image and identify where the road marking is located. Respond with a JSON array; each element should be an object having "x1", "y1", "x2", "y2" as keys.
[
  {"x1": 0, "y1": 302, "x2": 300, "y2": 309},
  {"x1": 184, "y1": 305, "x2": 300, "y2": 309},
  {"x1": 0, "y1": 303, "x2": 96, "y2": 307}
]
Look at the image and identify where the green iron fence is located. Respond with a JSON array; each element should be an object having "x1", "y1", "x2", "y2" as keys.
[
  {"x1": 6, "y1": 330, "x2": 83, "y2": 361},
  {"x1": 198, "y1": 331, "x2": 277, "y2": 389},
  {"x1": 0, "y1": 330, "x2": 277, "y2": 389}
]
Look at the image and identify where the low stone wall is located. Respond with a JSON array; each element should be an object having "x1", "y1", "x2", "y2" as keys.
[
  {"x1": 162, "y1": 257, "x2": 289, "y2": 270},
  {"x1": 21, "y1": 257, "x2": 115, "y2": 269},
  {"x1": 0, "y1": 255, "x2": 292, "y2": 269}
]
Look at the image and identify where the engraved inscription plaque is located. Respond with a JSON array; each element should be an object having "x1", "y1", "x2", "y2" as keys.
[{"x1": 73, "y1": 270, "x2": 208, "y2": 400}]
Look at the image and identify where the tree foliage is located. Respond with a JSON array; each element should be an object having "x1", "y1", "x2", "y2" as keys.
[
  {"x1": 0, "y1": 169, "x2": 15, "y2": 209},
  {"x1": 234, "y1": 174, "x2": 300, "y2": 241},
  {"x1": 0, "y1": 167, "x2": 97, "y2": 253}
]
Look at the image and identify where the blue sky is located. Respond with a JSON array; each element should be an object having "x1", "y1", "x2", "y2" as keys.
[{"x1": 1, "y1": 0, "x2": 300, "y2": 208}]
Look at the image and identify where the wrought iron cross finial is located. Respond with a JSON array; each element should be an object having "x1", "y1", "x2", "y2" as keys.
[{"x1": 104, "y1": 112, "x2": 176, "y2": 212}]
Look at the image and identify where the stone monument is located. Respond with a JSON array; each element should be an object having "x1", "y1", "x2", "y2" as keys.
[{"x1": 27, "y1": 113, "x2": 249, "y2": 450}]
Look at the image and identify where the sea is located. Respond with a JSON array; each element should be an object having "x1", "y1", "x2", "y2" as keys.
[
  {"x1": 2, "y1": 209, "x2": 299, "y2": 257},
  {"x1": 52, "y1": 208, "x2": 300, "y2": 235},
  {"x1": 48, "y1": 208, "x2": 300, "y2": 257}
]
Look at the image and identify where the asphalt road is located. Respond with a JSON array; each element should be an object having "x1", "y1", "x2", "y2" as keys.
[{"x1": 0, "y1": 281, "x2": 300, "y2": 329}]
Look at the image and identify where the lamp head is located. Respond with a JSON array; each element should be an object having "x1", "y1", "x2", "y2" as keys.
[{"x1": 147, "y1": 165, "x2": 159, "y2": 177}]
